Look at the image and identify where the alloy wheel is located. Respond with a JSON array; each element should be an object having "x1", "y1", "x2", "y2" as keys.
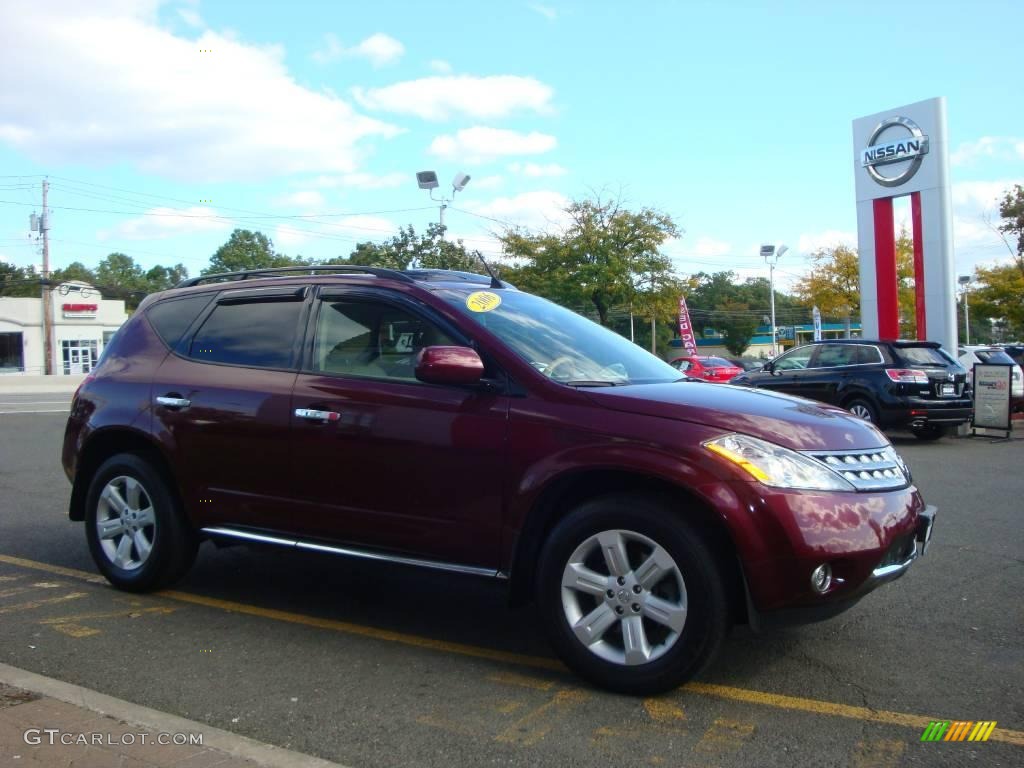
[
  {"x1": 560, "y1": 529, "x2": 687, "y2": 666},
  {"x1": 95, "y1": 475, "x2": 157, "y2": 571}
]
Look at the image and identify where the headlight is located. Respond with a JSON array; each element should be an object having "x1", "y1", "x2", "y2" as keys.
[{"x1": 703, "y1": 434, "x2": 855, "y2": 491}]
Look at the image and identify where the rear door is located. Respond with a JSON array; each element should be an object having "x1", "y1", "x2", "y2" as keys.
[
  {"x1": 287, "y1": 287, "x2": 509, "y2": 569},
  {"x1": 151, "y1": 286, "x2": 309, "y2": 532}
]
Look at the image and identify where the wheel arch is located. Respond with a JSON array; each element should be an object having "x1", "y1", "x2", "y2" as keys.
[
  {"x1": 70, "y1": 428, "x2": 181, "y2": 523},
  {"x1": 507, "y1": 469, "x2": 748, "y2": 623}
]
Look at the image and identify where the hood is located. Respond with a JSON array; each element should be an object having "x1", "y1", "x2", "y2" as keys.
[{"x1": 584, "y1": 381, "x2": 888, "y2": 452}]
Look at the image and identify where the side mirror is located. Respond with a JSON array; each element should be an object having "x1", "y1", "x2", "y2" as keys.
[
  {"x1": 762, "y1": 361, "x2": 774, "y2": 373},
  {"x1": 415, "y1": 346, "x2": 484, "y2": 387}
]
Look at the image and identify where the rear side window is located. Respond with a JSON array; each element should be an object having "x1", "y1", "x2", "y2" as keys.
[
  {"x1": 975, "y1": 349, "x2": 1015, "y2": 365},
  {"x1": 189, "y1": 297, "x2": 304, "y2": 369},
  {"x1": 895, "y1": 346, "x2": 952, "y2": 367},
  {"x1": 855, "y1": 345, "x2": 884, "y2": 365},
  {"x1": 146, "y1": 294, "x2": 214, "y2": 348},
  {"x1": 811, "y1": 345, "x2": 856, "y2": 368}
]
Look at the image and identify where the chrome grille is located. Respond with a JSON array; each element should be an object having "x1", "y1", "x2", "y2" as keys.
[{"x1": 802, "y1": 446, "x2": 909, "y2": 491}]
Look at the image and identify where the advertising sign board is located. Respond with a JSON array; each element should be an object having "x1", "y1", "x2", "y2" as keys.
[{"x1": 972, "y1": 364, "x2": 1012, "y2": 434}]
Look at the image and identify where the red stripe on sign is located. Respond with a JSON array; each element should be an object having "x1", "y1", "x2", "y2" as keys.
[
  {"x1": 873, "y1": 198, "x2": 899, "y2": 340},
  {"x1": 911, "y1": 192, "x2": 927, "y2": 340},
  {"x1": 62, "y1": 303, "x2": 97, "y2": 312}
]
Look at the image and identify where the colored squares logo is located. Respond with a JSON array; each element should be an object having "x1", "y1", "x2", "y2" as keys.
[{"x1": 921, "y1": 721, "x2": 997, "y2": 742}]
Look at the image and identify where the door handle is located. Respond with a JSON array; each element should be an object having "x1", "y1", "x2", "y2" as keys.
[
  {"x1": 155, "y1": 395, "x2": 191, "y2": 409},
  {"x1": 295, "y1": 408, "x2": 341, "y2": 423}
]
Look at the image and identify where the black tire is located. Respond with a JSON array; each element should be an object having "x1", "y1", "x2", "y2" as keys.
[
  {"x1": 845, "y1": 398, "x2": 878, "y2": 423},
  {"x1": 911, "y1": 425, "x2": 946, "y2": 441},
  {"x1": 84, "y1": 453, "x2": 197, "y2": 592},
  {"x1": 536, "y1": 494, "x2": 730, "y2": 695}
]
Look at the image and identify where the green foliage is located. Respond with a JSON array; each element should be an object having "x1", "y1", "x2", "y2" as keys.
[
  {"x1": 998, "y1": 184, "x2": 1024, "y2": 275},
  {"x1": 0, "y1": 262, "x2": 41, "y2": 297},
  {"x1": 501, "y1": 197, "x2": 682, "y2": 327},
  {"x1": 714, "y1": 301, "x2": 759, "y2": 356},
  {"x1": 346, "y1": 223, "x2": 483, "y2": 273},
  {"x1": 51, "y1": 261, "x2": 96, "y2": 285},
  {"x1": 970, "y1": 262, "x2": 1024, "y2": 340},
  {"x1": 203, "y1": 229, "x2": 296, "y2": 275}
]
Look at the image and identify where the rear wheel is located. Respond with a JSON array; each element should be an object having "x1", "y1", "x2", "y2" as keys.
[
  {"x1": 911, "y1": 425, "x2": 946, "y2": 441},
  {"x1": 846, "y1": 398, "x2": 878, "y2": 423},
  {"x1": 536, "y1": 494, "x2": 730, "y2": 695},
  {"x1": 84, "y1": 453, "x2": 197, "y2": 592}
]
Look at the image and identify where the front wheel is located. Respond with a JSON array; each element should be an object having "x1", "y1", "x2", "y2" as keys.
[
  {"x1": 84, "y1": 453, "x2": 197, "y2": 592},
  {"x1": 536, "y1": 494, "x2": 730, "y2": 695}
]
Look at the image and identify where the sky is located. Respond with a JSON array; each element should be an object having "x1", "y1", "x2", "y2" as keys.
[{"x1": 1, "y1": 0, "x2": 1021, "y2": 292}]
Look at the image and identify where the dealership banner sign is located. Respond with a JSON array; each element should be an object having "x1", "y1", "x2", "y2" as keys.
[
  {"x1": 678, "y1": 297, "x2": 698, "y2": 356},
  {"x1": 972, "y1": 364, "x2": 1012, "y2": 434}
]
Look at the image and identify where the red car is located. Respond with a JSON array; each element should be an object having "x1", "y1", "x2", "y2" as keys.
[
  {"x1": 62, "y1": 266, "x2": 935, "y2": 695},
  {"x1": 670, "y1": 355, "x2": 743, "y2": 382}
]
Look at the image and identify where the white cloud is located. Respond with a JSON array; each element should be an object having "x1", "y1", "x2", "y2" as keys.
[
  {"x1": 98, "y1": 206, "x2": 229, "y2": 241},
  {"x1": 508, "y1": 161, "x2": 567, "y2": 178},
  {"x1": 0, "y1": 2, "x2": 400, "y2": 182},
  {"x1": 471, "y1": 175, "x2": 504, "y2": 190},
  {"x1": 797, "y1": 230, "x2": 857, "y2": 254},
  {"x1": 305, "y1": 172, "x2": 408, "y2": 190},
  {"x1": 352, "y1": 75, "x2": 554, "y2": 121},
  {"x1": 429, "y1": 59, "x2": 452, "y2": 74},
  {"x1": 529, "y1": 3, "x2": 558, "y2": 20},
  {"x1": 950, "y1": 136, "x2": 1022, "y2": 167},
  {"x1": 951, "y1": 179, "x2": 1023, "y2": 263},
  {"x1": 466, "y1": 190, "x2": 570, "y2": 232},
  {"x1": 177, "y1": 7, "x2": 203, "y2": 28},
  {"x1": 691, "y1": 236, "x2": 731, "y2": 258},
  {"x1": 274, "y1": 214, "x2": 398, "y2": 250},
  {"x1": 430, "y1": 127, "x2": 557, "y2": 164},
  {"x1": 312, "y1": 32, "x2": 404, "y2": 67},
  {"x1": 274, "y1": 190, "x2": 325, "y2": 208}
]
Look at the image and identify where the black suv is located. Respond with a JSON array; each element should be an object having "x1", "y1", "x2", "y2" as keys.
[{"x1": 730, "y1": 339, "x2": 972, "y2": 440}]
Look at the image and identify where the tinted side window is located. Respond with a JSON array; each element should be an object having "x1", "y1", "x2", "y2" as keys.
[
  {"x1": 855, "y1": 345, "x2": 883, "y2": 365},
  {"x1": 811, "y1": 345, "x2": 855, "y2": 368},
  {"x1": 774, "y1": 346, "x2": 814, "y2": 370},
  {"x1": 146, "y1": 294, "x2": 214, "y2": 348},
  {"x1": 314, "y1": 299, "x2": 455, "y2": 381},
  {"x1": 189, "y1": 298, "x2": 303, "y2": 368}
]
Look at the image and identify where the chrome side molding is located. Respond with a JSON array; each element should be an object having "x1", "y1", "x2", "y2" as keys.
[{"x1": 200, "y1": 526, "x2": 507, "y2": 580}]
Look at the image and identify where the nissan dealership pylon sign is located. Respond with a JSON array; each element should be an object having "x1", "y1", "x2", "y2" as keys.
[{"x1": 852, "y1": 97, "x2": 956, "y2": 354}]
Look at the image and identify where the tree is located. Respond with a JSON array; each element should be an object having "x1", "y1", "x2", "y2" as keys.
[
  {"x1": 51, "y1": 261, "x2": 96, "y2": 285},
  {"x1": 714, "y1": 301, "x2": 759, "y2": 356},
  {"x1": 347, "y1": 223, "x2": 482, "y2": 273},
  {"x1": 793, "y1": 234, "x2": 917, "y2": 334},
  {"x1": 204, "y1": 229, "x2": 295, "y2": 275},
  {"x1": 970, "y1": 263, "x2": 1024, "y2": 340},
  {"x1": 144, "y1": 264, "x2": 190, "y2": 292},
  {"x1": 501, "y1": 196, "x2": 681, "y2": 326},
  {"x1": 997, "y1": 184, "x2": 1024, "y2": 277},
  {"x1": 0, "y1": 262, "x2": 40, "y2": 297}
]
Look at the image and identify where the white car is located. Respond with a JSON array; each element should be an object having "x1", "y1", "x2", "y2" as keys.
[{"x1": 958, "y1": 345, "x2": 1024, "y2": 412}]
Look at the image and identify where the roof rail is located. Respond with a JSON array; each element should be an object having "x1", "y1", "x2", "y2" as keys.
[{"x1": 174, "y1": 265, "x2": 415, "y2": 289}]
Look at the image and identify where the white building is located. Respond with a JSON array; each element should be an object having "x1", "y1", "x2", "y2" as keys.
[{"x1": 0, "y1": 282, "x2": 127, "y2": 375}]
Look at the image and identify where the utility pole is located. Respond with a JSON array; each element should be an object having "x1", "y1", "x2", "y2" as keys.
[{"x1": 41, "y1": 179, "x2": 54, "y2": 376}]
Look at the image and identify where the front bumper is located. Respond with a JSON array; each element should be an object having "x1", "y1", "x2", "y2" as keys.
[{"x1": 750, "y1": 504, "x2": 936, "y2": 628}]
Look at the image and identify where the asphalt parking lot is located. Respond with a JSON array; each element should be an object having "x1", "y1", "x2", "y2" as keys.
[{"x1": 0, "y1": 400, "x2": 1022, "y2": 767}]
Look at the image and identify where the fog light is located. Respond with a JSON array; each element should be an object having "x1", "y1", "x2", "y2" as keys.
[{"x1": 810, "y1": 564, "x2": 832, "y2": 594}]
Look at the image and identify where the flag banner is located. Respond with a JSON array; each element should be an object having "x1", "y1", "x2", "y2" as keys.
[{"x1": 678, "y1": 297, "x2": 698, "y2": 356}]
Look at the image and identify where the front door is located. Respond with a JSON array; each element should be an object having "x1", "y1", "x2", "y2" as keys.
[{"x1": 289, "y1": 289, "x2": 508, "y2": 569}]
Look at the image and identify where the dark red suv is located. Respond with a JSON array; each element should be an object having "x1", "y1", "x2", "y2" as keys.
[{"x1": 62, "y1": 266, "x2": 935, "y2": 694}]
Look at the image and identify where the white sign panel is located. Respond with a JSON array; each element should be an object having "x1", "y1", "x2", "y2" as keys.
[{"x1": 972, "y1": 364, "x2": 1012, "y2": 432}]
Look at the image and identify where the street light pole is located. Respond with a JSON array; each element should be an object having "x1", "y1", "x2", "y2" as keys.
[
  {"x1": 958, "y1": 275, "x2": 971, "y2": 344},
  {"x1": 417, "y1": 170, "x2": 469, "y2": 233},
  {"x1": 761, "y1": 244, "x2": 788, "y2": 357}
]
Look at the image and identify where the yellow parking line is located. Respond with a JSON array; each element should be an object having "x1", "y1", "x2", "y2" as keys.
[
  {"x1": 2, "y1": 554, "x2": 1022, "y2": 747},
  {"x1": 0, "y1": 593, "x2": 86, "y2": 614}
]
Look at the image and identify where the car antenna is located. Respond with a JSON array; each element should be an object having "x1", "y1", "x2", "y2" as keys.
[{"x1": 476, "y1": 252, "x2": 503, "y2": 289}]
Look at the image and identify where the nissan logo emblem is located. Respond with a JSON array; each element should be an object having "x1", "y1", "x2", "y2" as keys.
[{"x1": 861, "y1": 116, "x2": 930, "y2": 188}]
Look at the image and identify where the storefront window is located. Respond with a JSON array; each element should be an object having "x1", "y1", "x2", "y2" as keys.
[{"x1": 0, "y1": 332, "x2": 24, "y2": 372}]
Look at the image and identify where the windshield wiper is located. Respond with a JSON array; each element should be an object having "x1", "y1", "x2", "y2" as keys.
[{"x1": 563, "y1": 379, "x2": 626, "y2": 387}]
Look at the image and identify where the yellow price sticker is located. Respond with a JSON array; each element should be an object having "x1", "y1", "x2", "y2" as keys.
[{"x1": 466, "y1": 291, "x2": 502, "y2": 313}]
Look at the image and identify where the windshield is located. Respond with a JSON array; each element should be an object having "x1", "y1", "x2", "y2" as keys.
[{"x1": 438, "y1": 289, "x2": 682, "y2": 385}]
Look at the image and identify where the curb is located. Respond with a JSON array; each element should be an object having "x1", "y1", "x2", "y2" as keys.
[{"x1": 0, "y1": 663, "x2": 347, "y2": 768}]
